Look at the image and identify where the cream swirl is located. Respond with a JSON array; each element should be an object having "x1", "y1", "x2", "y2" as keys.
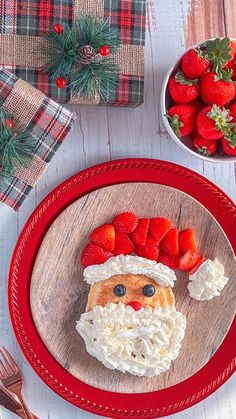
[
  {"x1": 76, "y1": 302, "x2": 186, "y2": 377},
  {"x1": 83, "y1": 255, "x2": 177, "y2": 287},
  {"x1": 188, "y1": 258, "x2": 229, "y2": 301}
]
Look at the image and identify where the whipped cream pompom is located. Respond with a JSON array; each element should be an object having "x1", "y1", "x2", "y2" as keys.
[{"x1": 188, "y1": 258, "x2": 229, "y2": 301}]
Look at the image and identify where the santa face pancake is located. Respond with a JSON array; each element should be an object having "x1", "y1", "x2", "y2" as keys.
[{"x1": 76, "y1": 255, "x2": 186, "y2": 377}]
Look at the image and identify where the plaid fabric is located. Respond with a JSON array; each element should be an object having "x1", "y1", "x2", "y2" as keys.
[
  {"x1": 0, "y1": 69, "x2": 75, "y2": 210},
  {"x1": 0, "y1": 0, "x2": 146, "y2": 107}
]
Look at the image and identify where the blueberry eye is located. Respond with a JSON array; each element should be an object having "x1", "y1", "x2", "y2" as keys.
[
  {"x1": 113, "y1": 284, "x2": 126, "y2": 297},
  {"x1": 143, "y1": 284, "x2": 155, "y2": 297}
]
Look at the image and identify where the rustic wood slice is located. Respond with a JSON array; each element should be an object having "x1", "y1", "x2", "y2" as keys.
[{"x1": 30, "y1": 182, "x2": 236, "y2": 394}]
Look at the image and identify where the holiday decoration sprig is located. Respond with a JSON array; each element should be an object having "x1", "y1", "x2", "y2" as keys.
[
  {"x1": 0, "y1": 108, "x2": 35, "y2": 177},
  {"x1": 43, "y1": 15, "x2": 120, "y2": 101}
]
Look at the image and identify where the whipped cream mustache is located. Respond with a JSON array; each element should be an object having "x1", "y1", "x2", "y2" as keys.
[{"x1": 76, "y1": 302, "x2": 186, "y2": 377}]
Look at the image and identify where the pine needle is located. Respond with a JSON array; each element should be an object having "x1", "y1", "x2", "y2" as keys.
[
  {"x1": 0, "y1": 110, "x2": 35, "y2": 177},
  {"x1": 43, "y1": 14, "x2": 119, "y2": 100}
]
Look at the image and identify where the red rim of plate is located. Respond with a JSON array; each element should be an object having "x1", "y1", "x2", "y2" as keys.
[{"x1": 8, "y1": 158, "x2": 236, "y2": 419}]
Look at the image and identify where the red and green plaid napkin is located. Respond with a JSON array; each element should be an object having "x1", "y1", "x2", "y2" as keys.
[
  {"x1": 0, "y1": 69, "x2": 75, "y2": 210},
  {"x1": 0, "y1": 0, "x2": 146, "y2": 107}
]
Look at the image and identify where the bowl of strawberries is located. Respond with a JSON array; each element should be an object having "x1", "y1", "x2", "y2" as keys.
[{"x1": 161, "y1": 37, "x2": 236, "y2": 161}]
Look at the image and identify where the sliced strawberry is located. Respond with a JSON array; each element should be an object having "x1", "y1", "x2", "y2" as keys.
[
  {"x1": 113, "y1": 212, "x2": 138, "y2": 233},
  {"x1": 179, "y1": 250, "x2": 201, "y2": 272},
  {"x1": 81, "y1": 244, "x2": 113, "y2": 267},
  {"x1": 149, "y1": 217, "x2": 173, "y2": 242},
  {"x1": 161, "y1": 228, "x2": 179, "y2": 256},
  {"x1": 188, "y1": 257, "x2": 207, "y2": 275},
  {"x1": 136, "y1": 235, "x2": 159, "y2": 261},
  {"x1": 130, "y1": 218, "x2": 150, "y2": 246},
  {"x1": 113, "y1": 232, "x2": 135, "y2": 255},
  {"x1": 178, "y1": 228, "x2": 197, "y2": 254},
  {"x1": 90, "y1": 223, "x2": 115, "y2": 251},
  {"x1": 157, "y1": 252, "x2": 179, "y2": 270}
]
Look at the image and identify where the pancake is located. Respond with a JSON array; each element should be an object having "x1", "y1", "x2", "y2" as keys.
[{"x1": 85, "y1": 273, "x2": 175, "y2": 311}]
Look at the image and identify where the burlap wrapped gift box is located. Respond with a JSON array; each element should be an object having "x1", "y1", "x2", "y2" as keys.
[
  {"x1": 0, "y1": 0, "x2": 146, "y2": 107},
  {"x1": 0, "y1": 69, "x2": 75, "y2": 210}
]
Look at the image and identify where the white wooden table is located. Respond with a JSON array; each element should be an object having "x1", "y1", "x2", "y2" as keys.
[{"x1": 0, "y1": 0, "x2": 235, "y2": 418}]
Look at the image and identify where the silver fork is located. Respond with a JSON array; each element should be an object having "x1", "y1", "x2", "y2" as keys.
[{"x1": 0, "y1": 346, "x2": 38, "y2": 419}]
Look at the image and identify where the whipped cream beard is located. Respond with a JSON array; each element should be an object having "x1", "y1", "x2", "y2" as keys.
[{"x1": 76, "y1": 302, "x2": 186, "y2": 377}]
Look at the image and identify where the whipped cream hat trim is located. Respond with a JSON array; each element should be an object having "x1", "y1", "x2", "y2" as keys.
[{"x1": 83, "y1": 254, "x2": 177, "y2": 287}]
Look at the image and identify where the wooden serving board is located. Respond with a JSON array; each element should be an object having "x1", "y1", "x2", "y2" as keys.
[{"x1": 30, "y1": 182, "x2": 236, "y2": 394}]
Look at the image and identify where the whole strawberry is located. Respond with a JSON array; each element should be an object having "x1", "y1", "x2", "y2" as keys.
[
  {"x1": 200, "y1": 70, "x2": 235, "y2": 106},
  {"x1": 193, "y1": 134, "x2": 217, "y2": 156},
  {"x1": 221, "y1": 138, "x2": 236, "y2": 155},
  {"x1": 196, "y1": 105, "x2": 232, "y2": 140},
  {"x1": 168, "y1": 70, "x2": 199, "y2": 104},
  {"x1": 181, "y1": 48, "x2": 209, "y2": 79},
  {"x1": 167, "y1": 105, "x2": 196, "y2": 137}
]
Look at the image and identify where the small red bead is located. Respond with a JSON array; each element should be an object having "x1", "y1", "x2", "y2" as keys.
[
  {"x1": 55, "y1": 76, "x2": 67, "y2": 89},
  {"x1": 127, "y1": 301, "x2": 142, "y2": 311},
  {"x1": 53, "y1": 23, "x2": 63, "y2": 34},
  {"x1": 6, "y1": 119, "x2": 14, "y2": 129},
  {"x1": 99, "y1": 45, "x2": 110, "y2": 56}
]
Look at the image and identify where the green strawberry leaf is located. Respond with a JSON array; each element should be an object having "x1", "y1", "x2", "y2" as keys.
[
  {"x1": 196, "y1": 146, "x2": 210, "y2": 156},
  {"x1": 166, "y1": 112, "x2": 183, "y2": 138},
  {"x1": 175, "y1": 70, "x2": 199, "y2": 86},
  {"x1": 202, "y1": 37, "x2": 232, "y2": 67}
]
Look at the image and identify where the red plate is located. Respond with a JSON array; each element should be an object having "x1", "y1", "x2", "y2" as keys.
[{"x1": 8, "y1": 158, "x2": 236, "y2": 418}]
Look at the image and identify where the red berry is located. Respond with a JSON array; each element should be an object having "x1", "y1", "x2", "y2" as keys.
[
  {"x1": 113, "y1": 232, "x2": 135, "y2": 255},
  {"x1": 136, "y1": 235, "x2": 159, "y2": 261},
  {"x1": 55, "y1": 76, "x2": 67, "y2": 89},
  {"x1": 193, "y1": 134, "x2": 218, "y2": 156},
  {"x1": 127, "y1": 301, "x2": 142, "y2": 311},
  {"x1": 221, "y1": 138, "x2": 236, "y2": 155},
  {"x1": 181, "y1": 49, "x2": 210, "y2": 79},
  {"x1": 90, "y1": 224, "x2": 115, "y2": 252},
  {"x1": 5, "y1": 119, "x2": 14, "y2": 129},
  {"x1": 99, "y1": 45, "x2": 110, "y2": 56},
  {"x1": 113, "y1": 212, "x2": 138, "y2": 233},
  {"x1": 168, "y1": 71, "x2": 199, "y2": 104},
  {"x1": 157, "y1": 253, "x2": 179, "y2": 270},
  {"x1": 167, "y1": 104, "x2": 196, "y2": 137},
  {"x1": 81, "y1": 244, "x2": 113, "y2": 267},
  {"x1": 130, "y1": 218, "x2": 150, "y2": 246},
  {"x1": 149, "y1": 217, "x2": 173, "y2": 242},
  {"x1": 161, "y1": 228, "x2": 179, "y2": 256},
  {"x1": 53, "y1": 23, "x2": 63, "y2": 34},
  {"x1": 179, "y1": 228, "x2": 197, "y2": 254},
  {"x1": 196, "y1": 105, "x2": 226, "y2": 140},
  {"x1": 200, "y1": 71, "x2": 235, "y2": 106}
]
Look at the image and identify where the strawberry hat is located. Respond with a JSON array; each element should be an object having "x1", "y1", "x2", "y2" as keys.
[{"x1": 81, "y1": 211, "x2": 206, "y2": 288}]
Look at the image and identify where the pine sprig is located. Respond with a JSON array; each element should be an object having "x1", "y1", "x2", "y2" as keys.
[
  {"x1": 43, "y1": 15, "x2": 120, "y2": 101},
  {"x1": 0, "y1": 109, "x2": 35, "y2": 176}
]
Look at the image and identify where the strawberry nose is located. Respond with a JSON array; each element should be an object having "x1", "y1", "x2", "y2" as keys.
[{"x1": 127, "y1": 301, "x2": 142, "y2": 311}]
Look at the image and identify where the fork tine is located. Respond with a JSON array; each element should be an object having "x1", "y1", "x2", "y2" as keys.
[
  {"x1": 0, "y1": 348, "x2": 15, "y2": 374},
  {"x1": 2, "y1": 347, "x2": 19, "y2": 372},
  {"x1": 0, "y1": 359, "x2": 9, "y2": 377}
]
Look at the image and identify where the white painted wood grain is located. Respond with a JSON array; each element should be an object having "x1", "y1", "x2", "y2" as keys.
[{"x1": 0, "y1": 0, "x2": 235, "y2": 418}]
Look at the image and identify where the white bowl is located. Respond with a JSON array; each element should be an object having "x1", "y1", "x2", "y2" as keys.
[{"x1": 160, "y1": 39, "x2": 236, "y2": 163}]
